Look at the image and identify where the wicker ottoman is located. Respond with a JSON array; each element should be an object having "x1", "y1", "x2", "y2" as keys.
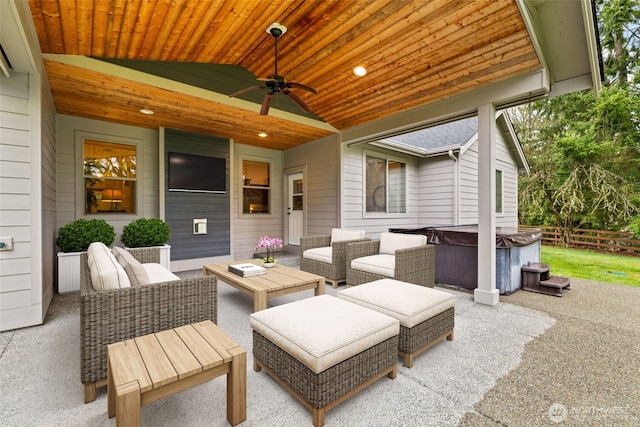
[
  {"x1": 250, "y1": 295, "x2": 399, "y2": 427},
  {"x1": 338, "y1": 279, "x2": 455, "y2": 368}
]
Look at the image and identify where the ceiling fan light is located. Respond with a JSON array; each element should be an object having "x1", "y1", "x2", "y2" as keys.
[{"x1": 353, "y1": 66, "x2": 367, "y2": 77}]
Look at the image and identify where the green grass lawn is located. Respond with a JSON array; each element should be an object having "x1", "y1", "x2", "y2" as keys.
[{"x1": 541, "y1": 245, "x2": 640, "y2": 287}]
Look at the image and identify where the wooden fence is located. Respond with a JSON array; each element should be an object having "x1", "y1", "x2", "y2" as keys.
[{"x1": 523, "y1": 225, "x2": 640, "y2": 255}]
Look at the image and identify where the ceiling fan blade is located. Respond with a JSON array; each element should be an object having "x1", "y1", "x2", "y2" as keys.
[
  {"x1": 260, "y1": 93, "x2": 273, "y2": 115},
  {"x1": 229, "y1": 85, "x2": 261, "y2": 97},
  {"x1": 286, "y1": 82, "x2": 318, "y2": 95},
  {"x1": 285, "y1": 90, "x2": 312, "y2": 113}
]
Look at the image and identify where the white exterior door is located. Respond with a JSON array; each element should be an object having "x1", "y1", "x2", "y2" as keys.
[{"x1": 287, "y1": 172, "x2": 304, "y2": 245}]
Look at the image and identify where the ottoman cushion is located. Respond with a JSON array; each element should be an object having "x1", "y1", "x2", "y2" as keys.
[
  {"x1": 250, "y1": 295, "x2": 399, "y2": 373},
  {"x1": 338, "y1": 279, "x2": 455, "y2": 328}
]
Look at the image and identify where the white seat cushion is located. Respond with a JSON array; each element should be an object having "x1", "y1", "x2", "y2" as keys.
[
  {"x1": 350, "y1": 254, "x2": 395, "y2": 277},
  {"x1": 379, "y1": 232, "x2": 427, "y2": 255},
  {"x1": 331, "y1": 228, "x2": 366, "y2": 243},
  {"x1": 302, "y1": 246, "x2": 333, "y2": 264},
  {"x1": 338, "y1": 279, "x2": 455, "y2": 328},
  {"x1": 142, "y1": 263, "x2": 181, "y2": 284},
  {"x1": 87, "y1": 242, "x2": 130, "y2": 291},
  {"x1": 250, "y1": 295, "x2": 399, "y2": 373}
]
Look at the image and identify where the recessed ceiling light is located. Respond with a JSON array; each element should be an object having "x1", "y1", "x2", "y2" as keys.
[
  {"x1": 353, "y1": 66, "x2": 367, "y2": 77},
  {"x1": 140, "y1": 108, "x2": 154, "y2": 115},
  {"x1": 258, "y1": 132, "x2": 268, "y2": 137}
]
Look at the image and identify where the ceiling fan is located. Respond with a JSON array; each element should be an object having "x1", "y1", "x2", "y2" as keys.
[{"x1": 230, "y1": 23, "x2": 318, "y2": 116}]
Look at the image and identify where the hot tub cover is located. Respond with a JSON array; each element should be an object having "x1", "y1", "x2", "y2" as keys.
[{"x1": 390, "y1": 225, "x2": 542, "y2": 248}]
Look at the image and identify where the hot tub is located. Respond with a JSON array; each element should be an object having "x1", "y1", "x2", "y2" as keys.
[{"x1": 390, "y1": 225, "x2": 542, "y2": 294}]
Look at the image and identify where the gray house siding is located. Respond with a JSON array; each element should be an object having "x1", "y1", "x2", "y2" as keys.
[
  {"x1": 0, "y1": 70, "x2": 55, "y2": 330},
  {"x1": 417, "y1": 156, "x2": 456, "y2": 226},
  {"x1": 495, "y1": 121, "x2": 520, "y2": 226},
  {"x1": 164, "y1": 129, "x2": 230, "y2": 261},
  {"x1": 458, "y1": 127, "x2": 520, "y2": 228},
  {"x1": 55, "y1": 115, "x2": 160, "y2": 244},
  {"x1": 284, "y1": 134, "x2": 340, "y2": 236},
  {"x1": 341, "y1": 144, "x2": 419, "y2": 237},
  {"x1": 459, "y1": 139, "x2": 480, "y2": 225},
  {"x1": 40, "y1": 72, "x2": 57, "y2": 316},
  {"x1": 233, "y1": 144, "x2": 284, "y2": 260}
]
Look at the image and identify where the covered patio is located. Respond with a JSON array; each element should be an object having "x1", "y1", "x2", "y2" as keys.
[{"x1": 0, "y1": 0, "x2": 603, "y2": 331}]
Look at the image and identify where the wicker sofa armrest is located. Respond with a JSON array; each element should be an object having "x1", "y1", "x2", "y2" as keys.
[
  {"x1": 125, "y1": 246, "x2": 161, "y2": 264},
  {"x1": 394, "y1": 244, "x2": 435, "y2": 287},
  {"x1": 300, "y1": 235, "x2": 331, "y2": 253},
  {"x1": 346, "y1": 240, "x2": 380, "y2": 264},
  {"x1": 79, "y1": 253, "x2": 217, "y2": 390},
  {"x1": 331, "y1": 238, "x2": 370, "y2": 268}
]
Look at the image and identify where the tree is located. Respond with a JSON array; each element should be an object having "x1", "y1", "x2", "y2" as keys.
[{"x1": 513, "y1": 0, "x2": 640, "y2": 244}]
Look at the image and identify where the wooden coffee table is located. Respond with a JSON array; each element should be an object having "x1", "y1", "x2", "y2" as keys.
[{"x1": 203, "y1": 260, "x2": 325, "y2": 312}]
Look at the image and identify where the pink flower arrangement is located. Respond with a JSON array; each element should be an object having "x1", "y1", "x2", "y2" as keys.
[{"x1": 256, "y1": 236, "x2": 283, "y2": 264}]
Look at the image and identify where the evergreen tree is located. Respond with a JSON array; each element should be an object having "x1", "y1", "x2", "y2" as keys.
[{"x1": 513, "y1": 0, "x2": 640, "y2": 244}]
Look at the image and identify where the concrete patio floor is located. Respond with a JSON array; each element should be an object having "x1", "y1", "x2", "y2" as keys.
[{"x1": 1, "y1": 275, "x2": 638, "y2": 426}]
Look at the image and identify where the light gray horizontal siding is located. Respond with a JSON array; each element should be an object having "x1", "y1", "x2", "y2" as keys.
[
  {"x1": 341, "y1": 144, "x2": 419, "y2": 237},
  {"x1": 55, "y1": 115, "x2": 159, "y2": 243},
  {"x1": 284, "y1": 135, "x2": 339, "y2": 237},
  {"x1": 234, "y1": 144, "x2": 284, "y2": 259},
  {"x1": 417, "y1": 156, "x2": 455, "y2": 226}
]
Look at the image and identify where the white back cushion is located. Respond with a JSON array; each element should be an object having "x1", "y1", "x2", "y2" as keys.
[
  {"x1": 87, "y1": 242, "x2": 130, "y2": 291},
  {"x1": 378, "y1": 232, "x2": 426, "y2": 255},
  {"x1": 331, "y1": 228, "x2": 365, "y2": 243}
]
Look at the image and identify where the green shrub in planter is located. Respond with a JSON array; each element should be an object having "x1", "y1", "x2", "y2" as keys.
[
  {"x1": 121, "y1": 218, "x2": 171, "y2": 248},
  {"x1": 56, "y1": 219, "x2": 115, "y2": 252}
]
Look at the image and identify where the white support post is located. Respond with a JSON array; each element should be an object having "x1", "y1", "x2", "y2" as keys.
[{"x1": 474, "y1": 103, "x2": 499, "y2": 306}]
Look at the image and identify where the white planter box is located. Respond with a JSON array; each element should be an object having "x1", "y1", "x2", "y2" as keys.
[
  {"x1": 158, "y1": 244, "x2": 171, "y2": 270},
  {"x1": 57, "y1": 251, "x2": 84, "y2": 293},
  {"x1": 125, "y1": 244, "x2": 171, "y2": 271}
]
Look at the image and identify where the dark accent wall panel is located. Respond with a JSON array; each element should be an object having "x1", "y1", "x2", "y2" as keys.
[{"x1": 165, "y1": 129, "x2": 230, "y2": 260}]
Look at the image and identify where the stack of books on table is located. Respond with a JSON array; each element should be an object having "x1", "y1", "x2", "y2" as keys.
[{"x1": 228, "y1": 263, "x2": 267, "y2": 277}]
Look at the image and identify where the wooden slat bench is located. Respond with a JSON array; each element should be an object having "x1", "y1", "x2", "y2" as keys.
[{"x1": 107, "y1": 320, "x2": 246, "y2": 426}]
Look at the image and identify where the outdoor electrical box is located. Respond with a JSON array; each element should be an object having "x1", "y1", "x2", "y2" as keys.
[{"x1": 193, "y1": 218, "x2": 207, "y2": 235}]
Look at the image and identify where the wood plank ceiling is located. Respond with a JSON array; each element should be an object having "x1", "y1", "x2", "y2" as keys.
[{"x1": 27, "y1": 0, "x2": 541, "y2": 150}]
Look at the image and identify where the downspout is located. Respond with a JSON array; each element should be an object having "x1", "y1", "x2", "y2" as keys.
[{"x1": 448, "y1": 150, "x2": 459, "y2": 225}]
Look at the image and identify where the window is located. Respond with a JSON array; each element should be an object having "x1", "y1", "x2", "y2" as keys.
[
  {"x1": 84, "y1": 140, "x2": 137, "y2": 214},
  {"x1": 496, "y1": 169, "x2": 503, "y2": 214},
  {"x1": 242, "y1": 160, "x2": 271, "y2": 214},
  {"x1": 365, "y1": 154, "x2": 406, "y2": 213}
]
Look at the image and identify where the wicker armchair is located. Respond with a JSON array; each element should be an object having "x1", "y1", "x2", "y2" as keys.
[
  {"x1": 80, "y1": 246, "x2": 217, "y2": 403},
  {"x1": 346, "y1": 233, "x2": 435, "y2": 287},
  {"x1": 300, "y1": 229, "x2": 368, "y2": 288}
]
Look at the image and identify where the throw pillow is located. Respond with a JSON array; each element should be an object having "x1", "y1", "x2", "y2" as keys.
[{"x1": 112, "y1": 246, "x2": 150, "y2": 286}]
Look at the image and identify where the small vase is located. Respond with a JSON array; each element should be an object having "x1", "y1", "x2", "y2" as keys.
[{"x1": 263, "y1": 262, "x2": 276, "y2": 268}]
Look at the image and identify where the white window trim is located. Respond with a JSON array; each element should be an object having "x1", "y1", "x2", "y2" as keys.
[
  {"x1": 238, "y1": 154, "x2": 274, "y2": 217},
  {"x1": 496, "y1": 169, "x2": 504, "y2": 216},
  {"x1": 75, "y1": 131, "x2": 143, "y2": 220},
  {"x1": 362, "y1": 149, "x2": 408, "y2": 218}
]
